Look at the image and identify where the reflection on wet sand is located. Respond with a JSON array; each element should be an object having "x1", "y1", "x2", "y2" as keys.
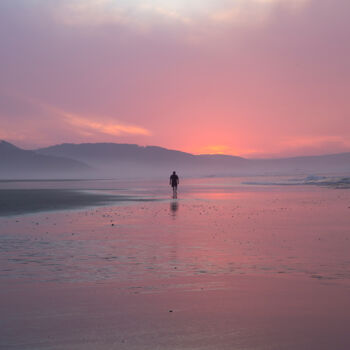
[
  {"x1": 170, "y1": 200, "x2": 179, "y2": 217},
  {"x1": 1, "y1": 179, "x2": 350, "y2": 350}
]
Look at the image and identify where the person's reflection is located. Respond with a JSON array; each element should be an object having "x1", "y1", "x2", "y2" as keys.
[{"x1": 170, "y1": 200, "x2": 179, "y2": 218}]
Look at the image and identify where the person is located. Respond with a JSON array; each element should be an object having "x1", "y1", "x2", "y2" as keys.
[{"x1": 169, "y1": 171, "x2": 179, "y2": 197}]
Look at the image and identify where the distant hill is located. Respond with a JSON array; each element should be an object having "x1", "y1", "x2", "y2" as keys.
[
  {"x1": 1, "y1": 141, "x2": 349, "y2": 179},
  {"x1": 0, "y1": 141, "x2": 91, "y2": 179},
  {"x1": 251, "y1": 153, "x2": 350, "y2": 174},
  {"x1": 36, "y1": 143, "x2": 248, "y2": 177},
  {"x1": 37, "y1": 142, "x2": 350, "y2": 177},
  {"x1": 38, "y1": 143, "x2": 196, "y2": 164}
]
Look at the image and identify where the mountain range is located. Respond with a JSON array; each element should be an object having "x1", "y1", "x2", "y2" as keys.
[
  {"x1": 1, "y1": 140, "x2": 349, "y2": 179},
  {"x1": 0, "y1": 141, "x2": 90, "y2": 178}
]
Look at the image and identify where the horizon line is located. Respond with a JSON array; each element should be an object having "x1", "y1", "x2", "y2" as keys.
[{"x1": 2, "y1": 139, "x2": 350, "y2": 161}]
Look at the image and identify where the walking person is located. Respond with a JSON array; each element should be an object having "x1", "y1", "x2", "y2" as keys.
[{"x1": 169, "y1": 171, "x2": 179, "y2": 198}]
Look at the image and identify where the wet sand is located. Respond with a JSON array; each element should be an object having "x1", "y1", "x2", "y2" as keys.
[
  {"x1": 1, "y1": 180, "x2": 350, "y2": 349},
  {"x1": 0, "y1": 189, "x2": 157, "y2": 216},
  {"x1": 2, "y1": 274, "x2": 350, "y2": 350}
]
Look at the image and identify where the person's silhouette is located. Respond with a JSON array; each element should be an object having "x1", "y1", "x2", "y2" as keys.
[{"x1": 169, "y1": 171, "x2": 179, "y2": 198}]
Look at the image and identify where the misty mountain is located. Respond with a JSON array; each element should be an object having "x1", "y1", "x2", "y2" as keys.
[
  {"x1": 38, "y1": 143, "x2": 196, "y2": 164},
  {"x1": 37, "y1": 142, "x2": 350, "y2": 177},
  {"x1": 36, "y1": 143, "x2": 248, "y2": 177},
  {"x1": 251, "y1": 153, "x2": 350, "y2": 174},
  {"x1": 0, "y1": 141, "x2": 91, "y2": 179},
  {"x1": 1, "y1": 141, "x2": 349, "y2": 179}
]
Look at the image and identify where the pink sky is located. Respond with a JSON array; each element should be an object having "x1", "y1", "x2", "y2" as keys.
[{"x1": 0, "y1": 0, "x2": 349, "y2": 158}]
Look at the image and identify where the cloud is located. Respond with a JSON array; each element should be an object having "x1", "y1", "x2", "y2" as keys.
[
  {"x1": 0, "y1": 92, "x2": 151, "y2": 148},
  {"x1": 0, "y1": 0, "x2": 349, "y2": 157},
  {"x1": 210, "y1": 0, "x2": 309, "y2": 25},
  {"x1": 53, "y1": 0, "x2": 311, "y2": 30},
  {"x1": 63, "y1": 112, "x2": 151, "y2": 137},
  {"x1": 55, "y1": 0, "x2": 131, "y2": 27},
  {"x1": 39, "y1": 101, "x2": 152, "y2": 139}
]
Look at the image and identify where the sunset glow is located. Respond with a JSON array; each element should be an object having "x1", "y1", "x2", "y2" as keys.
[
  {"x1": 1, "y1": 3, "x2": 350, "y2": 347},
  {"x1": 64, "y1": 113, "x2": 151, "y2": 137},
  {"x1": 1, "y1": 0, "x2": 349, "y2": 157}
]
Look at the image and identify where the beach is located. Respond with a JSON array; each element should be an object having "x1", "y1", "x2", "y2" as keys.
[{"x1": 1, "y1": 178, "x2": 350, "y2": 349}]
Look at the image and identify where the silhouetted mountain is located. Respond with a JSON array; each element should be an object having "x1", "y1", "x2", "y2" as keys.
[
  {"x1": 37, "y1": 143, "x2": 248, "y2": 177},
  {"x1": 2, "y1": 141, "x2": 348, "y2": 179},
  {"x1": 37, "y1": 142, "x2": 350, "y2": 177},
  {"x1": 38, "y1": 143, "x2": 195, "y2": 164},
  {"x1": 0, "y1": 141, "x2": 91, "y2": 179}
]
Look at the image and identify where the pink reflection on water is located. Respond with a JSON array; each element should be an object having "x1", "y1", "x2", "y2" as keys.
[
  {"x1": 1, "y1": 182, "x2": 350, "y2": 349},
  {"x1": 1, "y1": 184, "x2": 350, "y2": 287}
]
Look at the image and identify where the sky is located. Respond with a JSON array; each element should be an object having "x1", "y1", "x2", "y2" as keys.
[{"x1": 0, "y1": 0, "x2": 349, "y2": 158}]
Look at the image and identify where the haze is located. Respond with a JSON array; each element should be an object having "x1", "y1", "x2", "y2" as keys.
[{"x1": 1, "y1": 0, "x2": 349, "y2": 158}]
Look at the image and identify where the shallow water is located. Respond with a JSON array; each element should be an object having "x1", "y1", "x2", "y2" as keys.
[
  {"x1": 1, "y1": 178, "x2": 350, "y2": 286},
  {"x1": 1, "y1": 177, "x2": 350, "y2": 349}
]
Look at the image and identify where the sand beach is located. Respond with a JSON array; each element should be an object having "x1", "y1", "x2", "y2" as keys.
[{"x1": 1, "y1": 177, "x2": 350, "y2": 349}]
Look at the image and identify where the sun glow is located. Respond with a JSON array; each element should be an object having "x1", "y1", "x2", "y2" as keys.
[{"x1": 201, "y1": 145, "x2": 231, "y2": 155}]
